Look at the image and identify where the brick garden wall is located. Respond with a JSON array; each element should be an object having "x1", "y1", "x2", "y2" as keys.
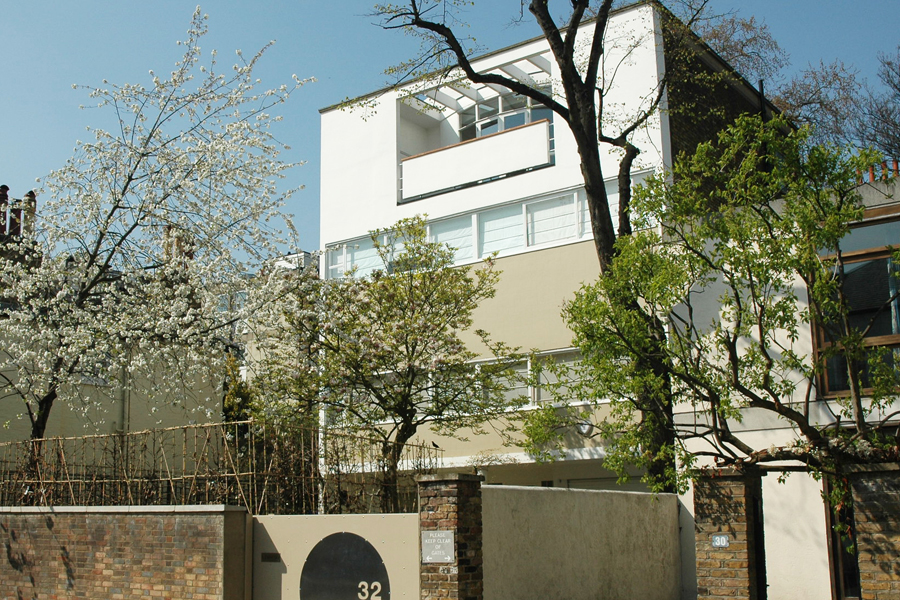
[
  {"x1": 848, "y1": 463, "x2": 900, "y2": 600},
  {"x1": 0, "y1": 505, "x2": 249, "y2": 600}
]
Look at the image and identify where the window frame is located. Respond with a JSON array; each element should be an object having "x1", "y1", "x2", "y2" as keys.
[
  {"x1": 325, "y1": 170, "x2": 653, "y2": 281},
  {"x1": 815, "y1": 210, "x2": 900, "y2": 398},
  {"x1": 459, "y1": 90, "x2": 553, "y2": 144}
]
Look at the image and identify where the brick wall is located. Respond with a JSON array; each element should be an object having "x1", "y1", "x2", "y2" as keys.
[
  {"x1": 0, "y1": 505, "x2": 249, "y2": 600},
  {"x1": 693, "y1": 469, "x2": 766, "y2": 600},
  {"x1": 417, "y1": 473, "x2": 484, "y2": 600},
  {"x1": 848, "y1": 463, "x2": 900, "y2": 600}
]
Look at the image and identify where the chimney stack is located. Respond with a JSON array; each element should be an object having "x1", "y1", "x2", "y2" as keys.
[
  {"x1": 8, "y1": 196, "x2": 21, "y2": 237},
  {"x1": 23, "y1": 190, "x2": 36, "y2": 236},
  {"x1": 0, "y1": 185, "x2": 8, "y2": 236}
]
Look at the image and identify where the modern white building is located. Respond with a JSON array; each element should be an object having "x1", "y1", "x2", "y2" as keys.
[
  {"x1": 317, "y1": 3, "x2": 895, "y2": 599},
  {"x1": 320, "y1": 1, "x2": 765, "y2": 484}
]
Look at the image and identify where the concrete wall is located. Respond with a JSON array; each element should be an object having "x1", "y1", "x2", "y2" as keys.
[
  {"x1": 481, "y1": 486, "x2": 681, "y2": 600},
  {"x1": 401, "y1": 120, "x2": 552, "y2": 199},
  {"x1": 253, "y1": 513, "x2": 419, "y2": 600},
  {"x1": 0, "y1": 504, "x2": 251, "y2": 600}
]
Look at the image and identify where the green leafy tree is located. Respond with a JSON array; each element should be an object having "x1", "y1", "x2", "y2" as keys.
[
  {"x1": 372, "y1": 0, "x2": 782, "y2": 491},
  {"x1": 244, "y1": 261, "x2": 323, "y2": 428},
  {"x1": 251, "y1": 217, "x2": 524, "y2": 512},
  {"x1": 530, "y1": 115, "x2": 897, "y2": 492},
  {"x1": 223, "y1": 353, "x2": 257, "y2": 423}
]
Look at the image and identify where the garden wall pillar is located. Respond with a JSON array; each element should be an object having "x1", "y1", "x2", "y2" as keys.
[
  {"x1": 847, "y1": 463, "x2": 900, "y2": 600},
  {"x1": 693, "y1": 468, "x2": 766, "y2": 600},
  {"x1": 417, "y1": 473, "x2": 484, "y2": 600}
]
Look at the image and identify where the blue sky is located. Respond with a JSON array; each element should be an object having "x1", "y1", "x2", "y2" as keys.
[{"x1": 1, "y1": 1, "x2": 897, "y2": 251}]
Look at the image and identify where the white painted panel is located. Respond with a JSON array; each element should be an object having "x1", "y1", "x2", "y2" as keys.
[
  {"x1": 402, "y1": 120, "x2": 550, "y2": 199},
  {"x1": 763, "y1": 474, "x2": 832, "y2": 600}
]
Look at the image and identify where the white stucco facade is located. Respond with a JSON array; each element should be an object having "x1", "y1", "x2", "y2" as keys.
[
  {"x1": 320, "y1": 3, "x2": 666, "y2": 249},
  {"x1": 316, "y1": 3, "x2": 867, "y2": 599}
]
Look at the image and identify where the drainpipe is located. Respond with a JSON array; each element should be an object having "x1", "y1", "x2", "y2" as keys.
[{"x1": 758, "y1": 79, "x2": 767, "y2": 122}]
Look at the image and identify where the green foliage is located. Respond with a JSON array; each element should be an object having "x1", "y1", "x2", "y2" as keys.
[
  {"x1": 244, "y1": 263, "x2": 322, "y2": 427},
  {"x1": 529, "y1": 114, "x2": 895, "y2": 491},
  {"x1": 223, "y1": 353, "x2": 257, "y2": 423},
  {"x1": 315, "y1": 216, "x2": 524, "y2": 442},
  {"x1": 249, "y1": 217, "x2": 525, "y2": 510}
]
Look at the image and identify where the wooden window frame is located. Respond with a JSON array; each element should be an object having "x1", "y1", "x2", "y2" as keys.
[{"x1": 814, "y1": 208, "x2": 900, "y2": 398}]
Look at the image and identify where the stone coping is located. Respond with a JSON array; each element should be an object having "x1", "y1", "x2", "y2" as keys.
[
  {"x1": 0, "y1": 504, "x2": 248, "y2": 514},
  {"x1": 416, "y1": 473, "x2": 484, "y2": 483},
  {"x1": 482, "y1": 484, "x2": 678, "y2": 498}
]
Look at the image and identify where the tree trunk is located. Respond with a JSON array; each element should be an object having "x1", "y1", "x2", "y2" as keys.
[
  {"x1": 30, "y1": 388, "x2": 57, "y2": 442},
  {"x1": 573, "y1": 111, "x2": 677, "y2": 493},
  {"x1": 380, "y1": 421, "x2": 417, "y2": 513},
  {"x1": 380, "y1": 439, "x2": 405, "y2": 513},
  {"x1": 631, "y1": 307, "x2": 677, "y2": 493}
]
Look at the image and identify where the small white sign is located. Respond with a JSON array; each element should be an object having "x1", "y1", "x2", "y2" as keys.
[
  {"x1": 711, "y1": 534, "x2": 730, "y2": 548},
  {"x1": 421, "y1": 531, "x2": 455, "y2": 563}
]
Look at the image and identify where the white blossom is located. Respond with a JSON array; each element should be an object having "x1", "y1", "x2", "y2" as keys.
[{"x1": 1, "y1": 8, "x2": 307, "y2": 440}]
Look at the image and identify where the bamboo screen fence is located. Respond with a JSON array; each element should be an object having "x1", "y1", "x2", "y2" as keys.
[{"x1": 0, "y1": 421, "x2": 441, "y2": 514}]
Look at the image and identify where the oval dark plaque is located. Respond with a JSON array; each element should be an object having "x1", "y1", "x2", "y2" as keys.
[{"x1": 299, "y1": 532, "x2": 390, "y2": 600}]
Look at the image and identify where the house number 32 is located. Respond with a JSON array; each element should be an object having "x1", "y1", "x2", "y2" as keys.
[{"x1": 358, "y1": 581, "x2": 382, "y2": 600}]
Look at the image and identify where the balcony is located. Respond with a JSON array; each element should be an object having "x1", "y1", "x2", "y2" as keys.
[{"x1": 400, "y1": 119, "x2": 552, "y2": 203}]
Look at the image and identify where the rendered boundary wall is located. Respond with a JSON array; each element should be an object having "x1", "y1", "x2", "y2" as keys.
[
  {"x1": 0, "y1": 480, "x2": 684, "y2": 600},
  {"x1": 481, "y1": 485, "x2": 681, "y2": 600},
  {"x1": 0, "y1": 504, "x2": 251, "y2": 600}
]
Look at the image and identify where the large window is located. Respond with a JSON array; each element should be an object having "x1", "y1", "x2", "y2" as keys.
[
  {"x1": 526, "y1": 195, "x2": 577, "y2": 246},
  {"x1": 477, "y1": 349, "x2": 583, "y2": 407},
  {"x1": 324, "y1": 172, "x2": 651, "y2": 279},
  {"x1": 533, "y1": 351, "x2": 582, "y2": 404},
  {"x1": 479, "y1": 204, "x2": 526, "y2": 257},
  {"x1": 430, "y1": 215, "x2": 474, "y2": 262},
  {"x1": 325, "y1": 235, "x2": 383, "y2": 279},
  {"x1": 818, "y1": 216, "x2": 900, "y2": 395},
  {"x1": 459, "y1": 90, "x2": 553, "y2": 144}
]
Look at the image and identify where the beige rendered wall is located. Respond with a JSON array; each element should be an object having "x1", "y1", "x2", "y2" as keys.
[
  {"x1": 411, "y1": 404, "x2": 612, "y2": 464},
  {"x1": 482, "y1": 486, "x2": 681, "y2": 600},
  {"x1": 253, "y1": 513, "x2": 419, "y2": 600},
  {"x1": 0, "y1": 368, "x2": 222, "y2": 443},
  {"x1": 462, "y1": 240, "x2": 599, "y2": 355}
]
